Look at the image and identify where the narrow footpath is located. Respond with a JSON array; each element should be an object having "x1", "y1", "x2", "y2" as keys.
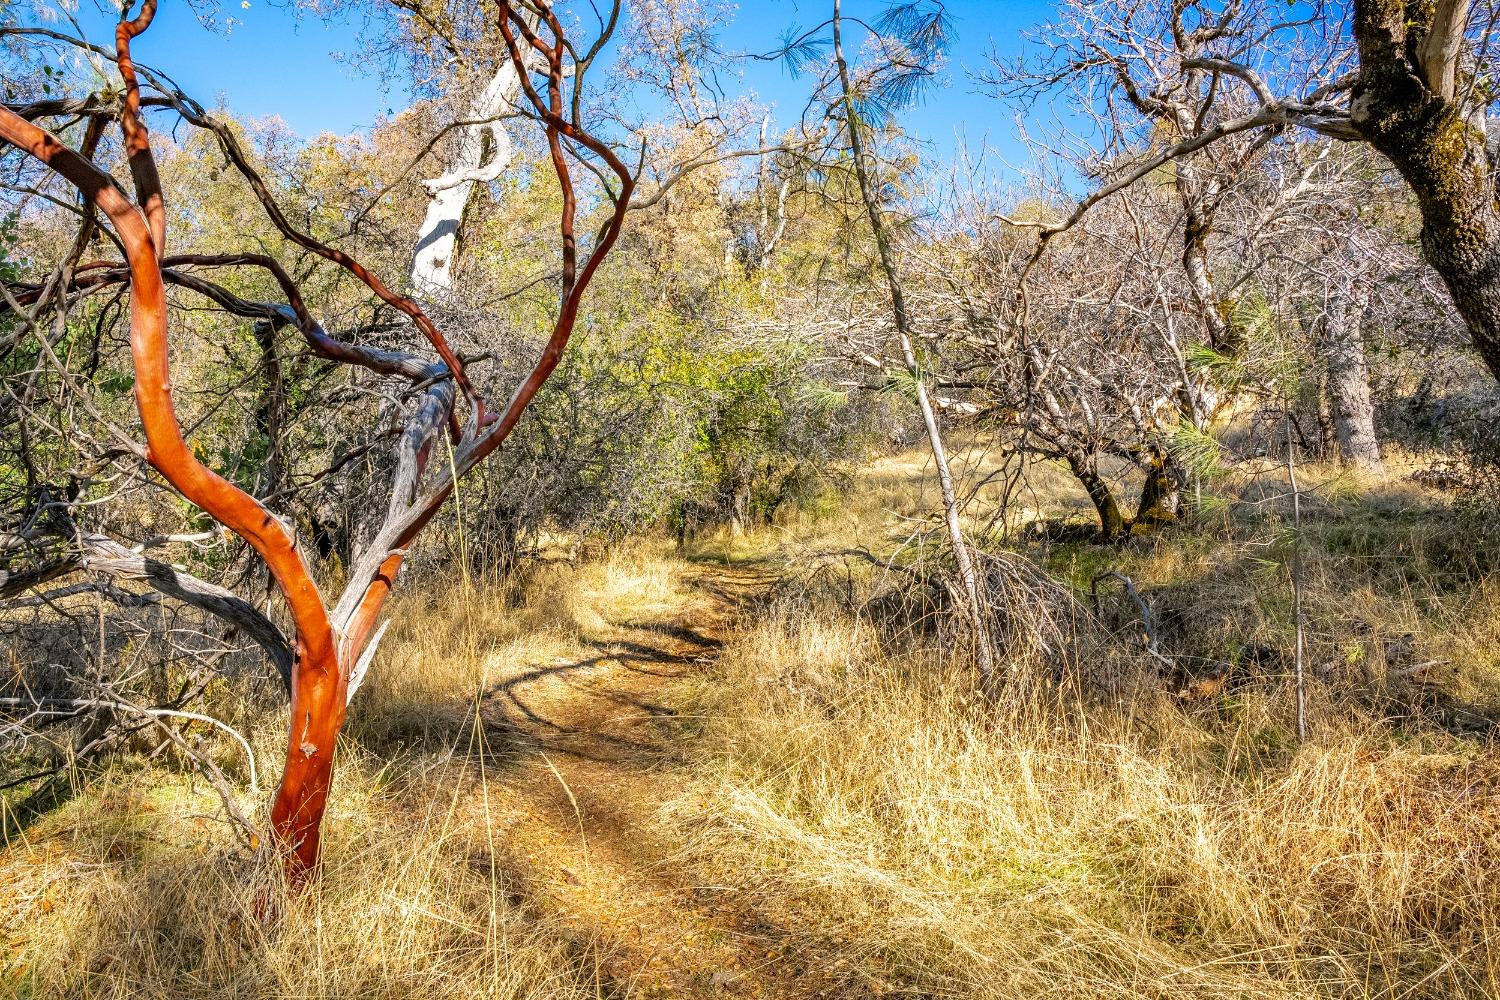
[{"x1": 470, "y1": 563, "x2": 873, "y2": 999}]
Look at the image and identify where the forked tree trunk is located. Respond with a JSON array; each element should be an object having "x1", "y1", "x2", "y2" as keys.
[
  {"x1": 1323, "y1": 287, "x2": 1383, "y2": 468},
  {"x1": 0, "y1": 91, "x2": 346, "y2": 883},
  {"x1": 0, "y1": 0, "x2": 636, "y2": 887}
]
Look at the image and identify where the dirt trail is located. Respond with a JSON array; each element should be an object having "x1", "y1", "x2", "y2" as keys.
[{"x1": 473, "y1": 562, "x2": 860, "y2": 999}]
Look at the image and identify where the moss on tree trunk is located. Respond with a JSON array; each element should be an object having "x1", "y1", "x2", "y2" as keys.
[
  {"x1": 1134, "y1": 449, "x2": 1180, "y2": 529},
  {"x1": 1067, "y1": 451, "x2": 1128, "y2": 542},
  {"x1": 1353, "y1": 0, "x2": 1500, "y2": 380}
]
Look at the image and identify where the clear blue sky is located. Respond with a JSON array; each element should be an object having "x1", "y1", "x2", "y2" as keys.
[
  {"x1": 712, "y1": 0, "x2": 1054, "y2": 171},
  {"x1": 57, "y1": 0, "x2": 407, "y2": 133},
  {"x1": 52, "y1": 0, "x2": 1054, "y2": 170}
]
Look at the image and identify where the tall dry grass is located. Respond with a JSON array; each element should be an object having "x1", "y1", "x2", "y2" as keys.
[
  {"x1": 660, "y1": 447, "x2": 1500, "y2": 999},
  {"x1": 349, "y1": 541, "x2": 686, "y2": 745},
  {"x1": 2, "y1": 756, "x2": 600, "y2": 998},
  {"x1": 7, "y1": 441, "x2": 1499, "y2": 999},
  {"x1": 665, "y1": 601, "x2": 1500, "y2": 998},
  {"x1": 1, "y1": 542, "x2": 690, "y2": 999}
]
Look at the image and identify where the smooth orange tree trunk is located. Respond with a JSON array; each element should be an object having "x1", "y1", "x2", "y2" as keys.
[
  {"x1": 268, "y1": 643, "x2": 348, "y2": 874},
  {"x1": 0, "y1": 0, "x2": 635, "y2": 886}
]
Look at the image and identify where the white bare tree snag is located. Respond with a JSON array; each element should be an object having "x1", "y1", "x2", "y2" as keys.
[
  {"x1": 1417, "y1": 0, "x2": 1471, "y2": 101},
  {"x1": 411, "y1": 16, "x2": 541, "y2": 293}
]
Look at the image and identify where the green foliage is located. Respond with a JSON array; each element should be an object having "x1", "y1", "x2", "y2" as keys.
[
  {"x1": 0, "y1": 209, "x2": 18, "y2": 282},
  {"x1": 880, "y1": 362, "x2": 924, "y2": 403},
  {"x1": 523, "y1": 287, "x2": 865, "y2": 538},
  {"x1": 1185, "y1": 343, "x2": 1239, "y2": 386},
  {"x1": 1165, "y1": 419, "x2": 1225, "y2": 482},
  {"x1": 1187, "y1": 291, "x2": 1309, "y2": 409}
]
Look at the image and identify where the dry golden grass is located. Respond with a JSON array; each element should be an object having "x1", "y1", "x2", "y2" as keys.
[
  {"x1": 1, "y1": 759, "x2": 598, "y2": 999},
  {"x1": 7, "y1": 444, "x2": 1500, "y2": 999},
  {"x1": 351, "y1": 542, "x2": 688, "y2": 749},
  {"x1": 659, "y1": 444, "x2": 1500, "y2": 999},
  {"x1": 0, "y1": 542, "x2": 691, "y2": 999},
  {"x1": 666, "y1": 601, "x2": 1500, "y2": 999}
]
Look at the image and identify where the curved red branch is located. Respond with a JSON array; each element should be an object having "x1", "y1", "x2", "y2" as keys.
[
  {"x1": 2, "y1": 0, "x2": 637, "y2": 886},
  {"x1": 115, "y1": 0, "x2": 165, "y2": 257},
  {"x1": 0, "y1": 107, "x2": 342, "y2": 877},
  {"x1": 163, "y1": 104, "x2": 480, "y2": 410},
  {"x1": 331, "y1": 2, "x2": 638, "y2": 662},
  {"x1": 4, "y1": 255, "x2": 449, "y2": 385}
]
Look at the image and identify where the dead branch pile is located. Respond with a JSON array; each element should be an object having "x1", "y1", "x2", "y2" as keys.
[{"x1": 779, "y1": 544, "x2": 1110, "y2": 694}]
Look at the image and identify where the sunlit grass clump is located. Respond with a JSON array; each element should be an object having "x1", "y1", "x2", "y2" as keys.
[
  {"x1": 1, "y1": 542, "x2": 693, "y2": 1000},
  {"x1": 1, "y1": 760, "x2": 598, "y2": 999},
  {"x1": 665, "y1": 598, "x2": 1500, "y2": 999}
]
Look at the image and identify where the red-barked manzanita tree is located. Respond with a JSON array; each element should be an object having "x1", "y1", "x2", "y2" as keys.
[{"x1": 0, "y1": 0, "x2": 633, "y2": 881}]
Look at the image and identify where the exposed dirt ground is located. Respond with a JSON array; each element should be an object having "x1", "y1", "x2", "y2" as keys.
[{"x1": 468, "y1": 562, "x2": 872, "y2": 999}]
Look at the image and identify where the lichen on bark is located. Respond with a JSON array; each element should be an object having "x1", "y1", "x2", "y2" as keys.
[{"x1": 1351, "y1": 0, "x2": 1500, "y2": 379}]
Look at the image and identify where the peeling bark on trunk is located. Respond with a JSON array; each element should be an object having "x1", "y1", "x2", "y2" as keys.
[
  {"x1": 410, "y1": 30, "x2": 536, "y2": 294},
  {"x1": 1352, "y1": 0, "x2": 1500, "y2": 381},
  {"x1": 0, "y1": 96, "x2": 345, "y2": 884},
  {"x1": 0, "y1": 1, "x2": 635, "y2": 887},
  {"x1": 1323, "y1": 287, "x2": 1383, "y2": 468},
  {"x1": 269, "y1": 641, "x2": 346, "y2": 874}
]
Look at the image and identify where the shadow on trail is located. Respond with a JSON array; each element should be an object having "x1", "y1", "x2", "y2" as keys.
[
  {"x1": 625, "y1": 621, "x2": 724, "y2": 650},
  {"x1": 450, "y1": 563, "x2": 887, "y2": 998},
  {"x1": 691, "y1": 576, "x2": 776, "y2": 611},
  {"x1": 350, "y1": 568, "x2": 770, "y2": 773},
  {"x1": 471, "y1": 598, "x2": 727, "y2": 766}
]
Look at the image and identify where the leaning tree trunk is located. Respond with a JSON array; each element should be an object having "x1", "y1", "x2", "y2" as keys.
[
  {"x1": 1323, "y1": 286, "x2": 1383, "y2": 468},
  {"x1": 410, "y1": 29, "x2": 536, "y2": 293},
  {"x1": 831, "y1": 0, "x2": 996, "y2": 688},
  {"x1": 1351, "y1": 0, "x2": 1500, "y2": 382}
]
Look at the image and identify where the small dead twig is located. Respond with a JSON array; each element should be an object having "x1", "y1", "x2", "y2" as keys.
[
  {"x1": 0, "y1": 690, "x2": 261, "y2": 847},
  {"x1": 1090, "y1": 571, "x2": 1174, "y2": 672},
  {"x1": 0, "y1": 696, "x2": 260, "y2": 794}
]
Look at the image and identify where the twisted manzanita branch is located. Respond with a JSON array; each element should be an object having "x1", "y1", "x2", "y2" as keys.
[
  {"x1": 4, "y1": 254, "x2": 448, "y2": 385},
  {"x1": 115, "y1": 0, "x2": 165, "y2": 258},
  {"x1": 0, "y1": 91, "x2": 342, "y2": 879},
  {"x1": 161, "y1": 99, "x2": 482, "y2": 411},
  {"x1": 0, "y1": 0, "x2": 636, "y2": 886},
  {"x1": 328, "y1": 0, "x2": 637, "y2": 673}
]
